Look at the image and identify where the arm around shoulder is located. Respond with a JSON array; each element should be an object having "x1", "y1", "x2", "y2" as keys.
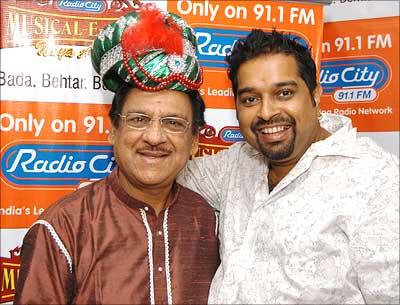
[{"x1": 178, "y1": 144, "x2": 241, "y2": 211}]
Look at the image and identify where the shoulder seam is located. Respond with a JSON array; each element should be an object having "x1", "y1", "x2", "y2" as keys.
[{"x1": 31, "y1": 220, "x2": 73, "y2": 274}]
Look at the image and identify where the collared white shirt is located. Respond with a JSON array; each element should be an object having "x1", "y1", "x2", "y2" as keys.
[{"x1": 178, "y1": 114, "x2": 399, "y2": 304}]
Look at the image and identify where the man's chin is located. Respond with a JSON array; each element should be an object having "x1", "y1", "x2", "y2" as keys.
[
  {"x1": 256, "y1": 132, "x2": 295, "y2": 159},
  {"x1": 259, "y1": 142, "x2": 294, "y2": 161}
]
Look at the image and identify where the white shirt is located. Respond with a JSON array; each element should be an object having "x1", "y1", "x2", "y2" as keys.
[{"x1": 178, "y1": 114, "x2": 399, "y2": 304}]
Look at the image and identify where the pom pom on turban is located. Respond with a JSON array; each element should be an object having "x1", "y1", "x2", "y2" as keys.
[{"x1": 91, "y1": 3, "x2": 202, "y2": 93}]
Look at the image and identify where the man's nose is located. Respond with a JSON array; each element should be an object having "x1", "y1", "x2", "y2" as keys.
[
  {"x1": 257, "y1": 99, "x2": 280, "y2": 122},
  {"x1": 141, "y1": 120, "x2": 167, "y2": 145}
]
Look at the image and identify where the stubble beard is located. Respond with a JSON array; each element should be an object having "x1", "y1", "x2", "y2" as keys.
[{"x1": 256, "y1": 129, "x2": 296, "y2": 160}]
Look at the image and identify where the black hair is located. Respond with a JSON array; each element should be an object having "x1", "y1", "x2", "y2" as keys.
[
  {"x1": 226, "y1": 29, "x2": 317, "y2": 105},
  {"x1": 109, "y1": 83, "x2": 206, "y2": 134}
]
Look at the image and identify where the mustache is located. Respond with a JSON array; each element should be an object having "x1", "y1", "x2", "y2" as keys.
[
  {"x1": 251, "y1": 116, "x2": 295, "y2": 132},
  {"x1": 137, "y1": 145, "x2": 172, "y2": 154}
]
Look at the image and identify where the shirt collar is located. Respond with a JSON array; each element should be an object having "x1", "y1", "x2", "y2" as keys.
[
  {"x1": 308, "y1": 113, "x2": 360, "y2": 159},
  {"x1": 268, "y1": 114, "x2": 359, "y2": 196},
  {"x1": 245, "y1": 114, "x2": 359, "y2": 159}
]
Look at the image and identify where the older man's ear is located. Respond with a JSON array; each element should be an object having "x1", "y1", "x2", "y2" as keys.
[{"x1": 108, "y1": 128, "x2": 115, "y2": 145}]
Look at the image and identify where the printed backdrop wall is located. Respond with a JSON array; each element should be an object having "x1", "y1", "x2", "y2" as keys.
[{"x1": 1, "y1": 0, "x2": 398, "y2": 302}]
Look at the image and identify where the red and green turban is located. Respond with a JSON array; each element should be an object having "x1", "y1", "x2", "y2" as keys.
[{"x1": 91, "y1": 3, "x2": 202, "y2": 93}]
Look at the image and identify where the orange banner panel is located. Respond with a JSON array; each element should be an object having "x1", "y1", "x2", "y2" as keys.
[
  {"x1": 320, "y1": 17, "x2": 399, "y2": 132},
  {"x1": 168, "y1": 0, "x2": 324, "y2": 109},
  {"x1": 1, "y1": 101, "x2": 113, "y2": 228}
]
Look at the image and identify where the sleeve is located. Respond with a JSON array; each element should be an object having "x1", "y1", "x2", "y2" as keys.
[
  {"x1": 14, "y1": 220, "x2": 75, "y2": 305},
  {"x1": 177, "y1": 146, "x2": 235, "y2": 211},
  {"x1": 349, "y1": 165, "x2": 399, "y2": 304}
]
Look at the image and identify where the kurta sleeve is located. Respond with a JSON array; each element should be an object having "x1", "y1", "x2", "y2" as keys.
[
  {"x1": 349, "y1": 163, "x2": 399, "y2": 304},
  {"x1": 14, "y1": 221, "x2": 75, "y2": 305}
]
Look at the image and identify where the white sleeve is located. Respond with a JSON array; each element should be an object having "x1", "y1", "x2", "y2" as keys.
[
  {"x1": 349, "y1": 167, "x2": 399, "y2": 304},
  {"x1": 178, "y1": 146, "x2": 236, "y2": 211}
]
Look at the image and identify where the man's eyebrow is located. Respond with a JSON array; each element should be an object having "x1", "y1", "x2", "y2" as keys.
[
  {"x1": 274, "y1": 80, "x2": 298, "y2": 88},
  {"x1": 162, "y1": 113, "x2": 189, "y2": 120},
  {"x1": 237, "y1": 81, "x2": 298, "y2": 96},
  {"x1": 237, "y1": 87, "x2": 255, "y2": 96},
  {"x1": 123, "y1": 111, "x2": 188, "y2": 120}
]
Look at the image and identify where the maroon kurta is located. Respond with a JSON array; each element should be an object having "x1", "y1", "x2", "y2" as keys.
[{"x1": 14, "y1": 169, "x2": 220, "y2": 304}]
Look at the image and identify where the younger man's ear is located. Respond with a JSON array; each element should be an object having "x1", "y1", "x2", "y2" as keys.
[
  {"x1": 191, "y1": 131, "x2": 199, "y2": 157},
  {"x1": 313, "y1": 84, "x2": 323, "y2": 107}
]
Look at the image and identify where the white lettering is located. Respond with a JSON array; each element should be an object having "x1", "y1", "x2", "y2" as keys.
[
  {"x1": 0, "y1": 113, "x2": 45, "y2": 137},
  {"x1": 6, "y1": 149, "x2": 87, "y2": 174},
  {"x1": 320, "y1": 66, "x2": 380, "y2": 88},
  {"x1": 176, "y1": 0, "x2": 220, "y2": 22},
  {"x1": 223, "y1": 130, "x2": 243, "y2": 139},
  {"x1": 320, "y1": 69, "x2": 339, "y2": 84},
  {"x1": 341, "y1": 67, "x2": 380, "y2": 87},
  {"x1": 196, "y1": 32, "x2": 236, "y2": 56},
  {"x1": 89, "y1": 155, "x2": 114, "y2": 174}
]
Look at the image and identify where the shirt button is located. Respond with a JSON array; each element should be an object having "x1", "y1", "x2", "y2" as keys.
[
  {"x1": 158, "y1": 230, "x2": 162, "y2": 236},
  {"x1": 144, "y1": 207, "x2": 149, "y2": 212},
  {"x1": 158, "y1": 267, "x2": 163, "y2": 272}
]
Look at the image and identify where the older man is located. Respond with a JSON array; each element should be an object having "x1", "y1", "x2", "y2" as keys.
[
  {"x1": 179, "y1": 29, "x2": 399, "y2": 304},
  {"x1": 14, "y1": 4, "x2": 219, "y2": 305}
]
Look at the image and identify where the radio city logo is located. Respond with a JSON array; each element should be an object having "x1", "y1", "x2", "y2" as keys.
[
  {"x1": 219, "y1": 126, "x2": 244, "y2": 143},
  {"x1": 195, "y1": 28, "x2": 248, "y2": 68},
  {"x1": 1, "y1": 143, "x2": 115, "y2": 188},
  {"x1": 57, "y1": 0, "x2": 106, "y2": 13},
  {"x1": 320, "y1": 57, "x2": 390, "y2": 103},
  {"x1": 195, "y1": 28, "x2": 308, "y2": 68}
]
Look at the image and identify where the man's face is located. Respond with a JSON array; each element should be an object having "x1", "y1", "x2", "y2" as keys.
[
  {"x1": 235, "y1": 53, "x2": 321, "y2": 164},
  {"x1": 110, "y1": 88, "x2": 198, "y2": 192}
]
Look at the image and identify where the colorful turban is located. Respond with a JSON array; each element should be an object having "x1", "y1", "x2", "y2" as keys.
[{"x1": 91, "y1": 3, "x2": 202, "y2": 93}]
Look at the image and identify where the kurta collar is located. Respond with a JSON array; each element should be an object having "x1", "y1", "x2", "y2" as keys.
[{"x1": 106, "y1": 167, "x2": 181, "y2": 214}]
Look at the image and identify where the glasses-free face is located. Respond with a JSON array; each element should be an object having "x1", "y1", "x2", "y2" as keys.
[
  {"x1": 118, "y1": 112, "x2": 190, "y2": 134},
  {"x1": 235, "y1": 53, "x2": 322, "y2": 165}
]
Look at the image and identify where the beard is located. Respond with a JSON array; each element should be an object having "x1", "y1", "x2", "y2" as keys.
[
  {"x1": 251, "y1": 116, "x2": 296, "y2": 160},
  {"x1": 257, "y1": 135, "x2": 295, "y2": 160}
]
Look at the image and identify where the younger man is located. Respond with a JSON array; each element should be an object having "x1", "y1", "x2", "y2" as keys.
[{"x1": 179, "y1": 29, "x2": 399, "y2": 304}]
